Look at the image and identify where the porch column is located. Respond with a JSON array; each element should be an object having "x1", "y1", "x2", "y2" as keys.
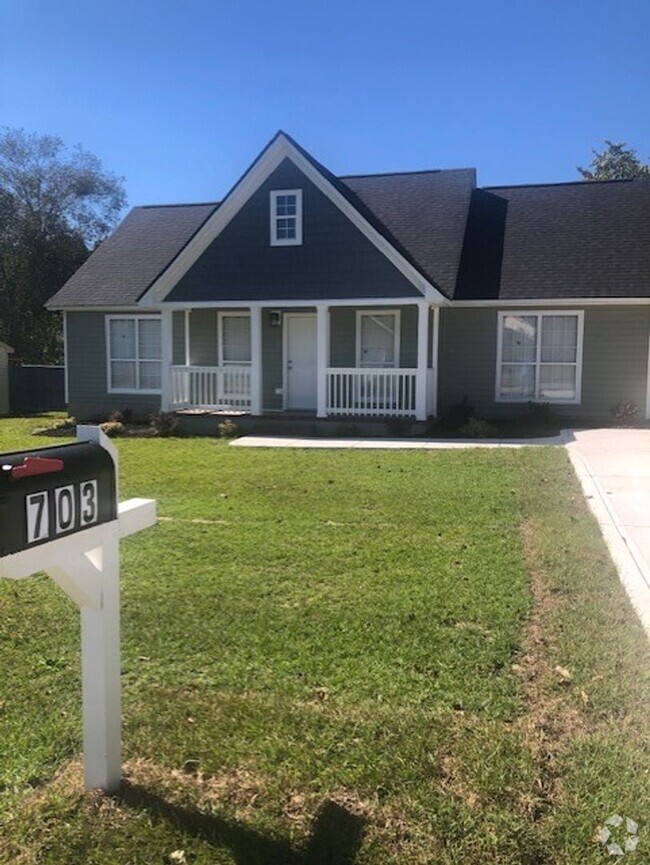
[
  {"x1": 316, "y1": 304, "x2": 330, "y2": 419},
  {"x1": 160, "y1": 308, "x2": 173, "y2": 412},
  {"x1": 415, "y1": 301, "x2": 430, "y2": 421},
  {"x1": 431, "y1": 306, "x2": 440, "y2": 418},
  {"x1": 250, "y1": 306, "x2": 262, "y2": 416}
]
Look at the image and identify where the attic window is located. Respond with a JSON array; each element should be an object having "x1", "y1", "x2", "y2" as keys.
[{"x1": 270, "y1": 189, "x2": 302, "y2": 246}]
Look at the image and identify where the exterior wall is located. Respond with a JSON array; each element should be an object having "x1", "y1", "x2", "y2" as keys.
[
  {"x1": 0, "y1": 345, "x2": 10, "y2": 415},
  {"x1": 165, "y1": 158, "x2": 422, "y2": 303},
  {"x1": 438, "y1": 305, "x2": 650, "y2": 420},
  {"x1": 66, "y1": 312, "x2": 161, "y2": 420}
]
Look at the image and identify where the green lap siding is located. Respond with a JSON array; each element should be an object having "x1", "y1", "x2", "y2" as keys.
[
  {"x1": 66, "y1": 312, "x2": 161, "y2": 421},
  {"x1": 438, "y1": 306, "x2": 650, "y2": 420}
]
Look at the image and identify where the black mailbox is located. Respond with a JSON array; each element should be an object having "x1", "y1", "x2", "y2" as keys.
[{"x1": 0, "y1": 441, "x2": 117, "y2": 557}]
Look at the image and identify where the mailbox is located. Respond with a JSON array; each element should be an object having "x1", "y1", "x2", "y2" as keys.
[{"x1": 0, "y1": 441, "x2": 117, "y2": 557}]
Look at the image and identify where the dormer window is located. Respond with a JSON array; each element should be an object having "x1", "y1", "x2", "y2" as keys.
[{"x1": 270, "y1": 189, "x2": 302, "y2": 246}]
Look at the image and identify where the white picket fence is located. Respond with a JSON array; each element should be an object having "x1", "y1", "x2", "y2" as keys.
[
  {"x1": 326, "y1": 368, "x2": 417, "y2": 417},
  {"x1": 171, "y1": 366, "x2": 252, "y2": 410}
]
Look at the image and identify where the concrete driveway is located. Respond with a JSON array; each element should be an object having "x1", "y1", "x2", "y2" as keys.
[{"x1": 566, "y1": 428, "x2": 650, "y2": 635}]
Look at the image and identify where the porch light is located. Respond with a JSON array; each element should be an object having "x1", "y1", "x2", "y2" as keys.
[{"x1": 269, "y1": 310, "x2": 282, "y2": 327}]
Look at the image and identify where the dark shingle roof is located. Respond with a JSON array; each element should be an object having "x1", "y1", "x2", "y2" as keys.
[
  {"x1": 341, "y1": 169, "x2": 476, "y2": 297},
  {"x1": 455, "y1": 179, "x2": 650, "y2": 300},
  {"x1": 47, "y1": 203, "x2": 217, "y2": 308},
  {"x1": 47, "y1": 139, "x2": 650, "y2": 309}
]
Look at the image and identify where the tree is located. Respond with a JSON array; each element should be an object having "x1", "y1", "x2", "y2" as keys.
[
  {"x1": 578, "y1": 140, "x2": 650, "y2": 181},
  {"x1": 0, "y1": 129, "x2": 126, "y2": 363}
]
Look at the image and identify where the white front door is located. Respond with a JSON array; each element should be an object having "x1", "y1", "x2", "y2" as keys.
[{"x1": 285, "y1": 313, "x2": 317, "y2": 410}]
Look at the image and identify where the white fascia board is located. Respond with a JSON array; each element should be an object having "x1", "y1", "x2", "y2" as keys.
[
  {"x1": 50, "y1": 305, "x2": 150, "y2": 313},
  {"x1": 138, "y1": 134, "x2": 447, "y2": 308},
  {"x1": 451, "y1": 297, "x2": 650, "y2": 307},
  {"x1": 154, "y1": 297, "x2": 436, "y2": 309}
]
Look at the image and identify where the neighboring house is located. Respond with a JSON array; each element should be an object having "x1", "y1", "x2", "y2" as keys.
[
  {"x1": 47, "y1": 132, "x2": 650, "y2": 425},
  {"x1": 0, "y1": 342, "x2": 14, "y2": 415}
]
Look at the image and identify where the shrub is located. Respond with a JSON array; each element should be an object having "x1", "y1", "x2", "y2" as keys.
[
  {"x1": 149, "y1": 411, "x2": 179, "y2": 437},
  {"x1": 612, "y1": 400, "x2": 638, "y2": 420},
  {"x1": 522, "y1": 401, "x2": 556, "y2": 425},
  {"x1": 218, "y1": 418, "x2": 240, "y2": 439},
  {"x1": 99, "y1": 421, "x2": 125, "y2": 438},
  {"x1": 458, "y1": 417, "x2": 498, "y2": 438},
  {"x1": 447, "y1": 395, "x2": 475, "y2": 427},
  {"x1": 109, "y1": 408, "x2": 133, "y2": 424},
  {"x1": 49, "y1": 415, "x2": 76, "y2": 431}
]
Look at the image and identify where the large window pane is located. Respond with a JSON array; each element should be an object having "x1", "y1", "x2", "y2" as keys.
[
  {"x1": 539, "y1": 364, "x2": 577, "y2": 400},
  {"x1": 139, "y1": 319, "x2": 162, "y2": 359},
  {"x1": 221, "y1": 315, "x2": 251, "y2": 364},
  {"x1": 541, "y1": 315, "x2": 577, "y2": 363},
  {"x1": 110, "y1": 320, "x2": 135, "y2": 359},
  {"x1": 360, "y1": 314, "x2": 397, "y2": 367},
  {"x1": 111, "y1": 361, "x2": 136, "y2": 390},
  {"x1": 500, "y1": 364, "x2": 536, "y2": 399},
  {"x1": 139, "y1": 361, "x2": 161, "y2": 391},
  {"x1": 501, "y1": 315, "x2": 537, "y2": 363}
]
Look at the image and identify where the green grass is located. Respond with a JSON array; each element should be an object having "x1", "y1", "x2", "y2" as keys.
[{"x1": 0, "y1": 415, "x2": 648, "y2": 864}]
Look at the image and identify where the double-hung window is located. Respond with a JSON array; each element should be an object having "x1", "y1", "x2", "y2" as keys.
[
  {"x1": 357, "y1": 311, "x2": 400, "y2": 368},
  {"x1": 270, "y1": 189, "x2": 303, "y2": 246},
  {"x1": 496, "y1": 311, "x2": 584, "y2": 403},
  {"x1": 107, "y1": 315, "x2": 162, "y2": 393}
]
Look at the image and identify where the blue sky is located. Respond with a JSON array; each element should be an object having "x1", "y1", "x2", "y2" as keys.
[{"x1": 2, "y1": 0, "x2": 648, "y2": 207}]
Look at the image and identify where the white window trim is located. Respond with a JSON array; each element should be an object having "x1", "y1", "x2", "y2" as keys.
[
  {"x1": 270, "y1": 189, "x2": 303, "y2": 246},
  {"x1": 106, "y1": 314, "x2": 162, "y2": 394},
  {"x1": 356, "y1": 309, "x2": 401, "y2": 369},
  {"x1": 495, "y1": 310, "x2": 584, "y2": 404},
  {"x1": 218, "y1": 311, "x2": 252, "y2": 367}
]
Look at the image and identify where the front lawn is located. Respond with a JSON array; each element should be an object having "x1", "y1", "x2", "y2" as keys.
[{"x1": 0, "y1": 416, "x2": 648, "y2": 864}]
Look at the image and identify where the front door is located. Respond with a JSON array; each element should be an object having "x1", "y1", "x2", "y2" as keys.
[{"x1": 285, "y1": 313, "x2": 317, "y2": 410}]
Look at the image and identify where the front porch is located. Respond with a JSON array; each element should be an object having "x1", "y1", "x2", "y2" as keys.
[{"x1": 161, "y1": 302, "x2": 439, "y2": 421}]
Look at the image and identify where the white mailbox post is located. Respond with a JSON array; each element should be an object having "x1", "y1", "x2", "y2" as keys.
[{"x1": 0, "y1": 425, "x2": 156, "y2": 792}]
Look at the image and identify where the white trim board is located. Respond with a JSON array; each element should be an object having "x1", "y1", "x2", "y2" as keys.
[
  {"x1": 153, "y1": 297, "x2": 429, "y2": 310},
  {"x1": 138, "y1": 133, "x2": 445, "y2": 307},
  {"x1": 452, "y1": 297, "x2": 650, "y2": 308},
  {"x1": 646, "y1": 328, "x2": 650, "y2": 420}
]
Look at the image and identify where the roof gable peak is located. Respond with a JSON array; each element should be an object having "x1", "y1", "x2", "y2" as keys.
[{"x1": 138, "y1": 132, "x2": 445, "y2": 306}]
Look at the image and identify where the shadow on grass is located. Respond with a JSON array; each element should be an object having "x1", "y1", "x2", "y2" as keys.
[{"x1": 116, "y1": 780, "x2": 365, "y2": 865}]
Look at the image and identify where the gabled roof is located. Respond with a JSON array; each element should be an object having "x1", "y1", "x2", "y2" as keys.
[
  {"x1": 47, "y1": 132, "x2": 650, "y2": 310},
  {"x1": 455, "y1": 178, "x2": 650, "y2": 300},
  {"x1": 47, "y1": 203, "x2": 217, "y2": 308}
]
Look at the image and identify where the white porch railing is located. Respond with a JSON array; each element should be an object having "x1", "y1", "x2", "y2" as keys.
[
  {"x1": 171, "y1": 365, "x2": 252, "y2": 411},
  {"x1": 326, "y1": 368, "x2": 417, "y2": 417}
]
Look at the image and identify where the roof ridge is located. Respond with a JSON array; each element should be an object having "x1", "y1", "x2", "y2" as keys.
[
  {"x1": 137, "y1": 201, "x2": 220, "y2": 210},
  {"x1": 340, "y1": 168, "x2": 473, "y2": 180},
  {"x1": 483, "y1": 178, "x2": 639, "y2": 191}
]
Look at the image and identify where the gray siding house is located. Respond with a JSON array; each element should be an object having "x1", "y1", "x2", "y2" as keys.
[{"x1": 47, "y1": 132, "x2": 650, "y2": 425}]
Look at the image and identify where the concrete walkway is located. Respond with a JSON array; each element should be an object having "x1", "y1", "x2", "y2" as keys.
[
  {"x1": 233, "y1": 427, "x2": 650, "y2": 635},
  {"x1": 231, "y1": 433, "x2": 565, "y2": 449},
  {"x1": 566, "y1": 428, "x2": 650, "y2": 636}
]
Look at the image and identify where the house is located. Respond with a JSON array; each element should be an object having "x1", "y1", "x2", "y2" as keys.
[
  {"x1": 46, "y1": 132, "x2": 650, "y2": 428},
  {"x1": 0, "y1": 342, "x2": 14, "y2": 415}
]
